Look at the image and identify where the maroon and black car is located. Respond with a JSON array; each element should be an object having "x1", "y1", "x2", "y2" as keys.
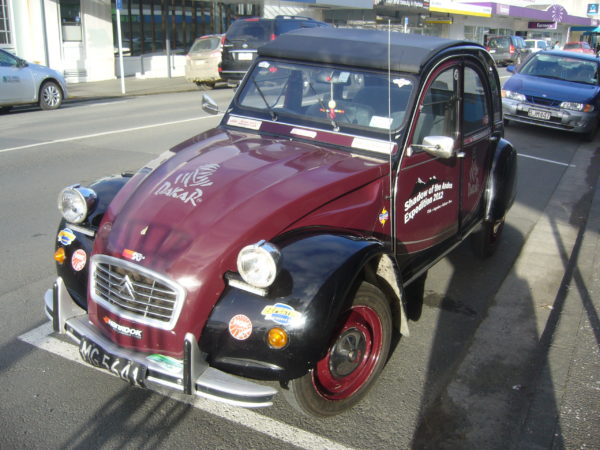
[{"x1": 45, "y1": 28, "x2": 516, "y2": 417}]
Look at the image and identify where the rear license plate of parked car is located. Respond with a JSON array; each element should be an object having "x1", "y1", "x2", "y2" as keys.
[
  {"x1": 79, "y1": 337, "x2": 147, "y2": 386},
  {"x1": 528, "y1": 109, "x2": 551, "y2": 120},
  {"x1": 237, "y1": 52, "x2": 253, "y2": 60}
]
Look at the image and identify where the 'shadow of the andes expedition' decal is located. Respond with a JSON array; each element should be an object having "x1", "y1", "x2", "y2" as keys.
[
  {"x1": 404, "y1": 176, "x2": 453, "y2": 224},
  {"x1": 154, "y1": 163, "x2": 219, "y2": 206}
]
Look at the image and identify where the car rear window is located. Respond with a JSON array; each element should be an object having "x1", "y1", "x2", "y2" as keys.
[
  {"x1": 275, "y1": 20, "x2": 320, "y2": 35},
  {"x1": 563, "y1": 43, "x2": 579, "y2": 50},
  {"x1": 226, "y1": 20, "x2": 271, "y2": 44},
  {"x1": 190, "y1": 37, "x2": 220, "y2": 52},
  {"x1": 489, "y1": 37, "x2": 509, "y2": 49}
]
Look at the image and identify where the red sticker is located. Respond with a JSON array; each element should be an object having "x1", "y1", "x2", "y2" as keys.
[
  {"x1": 228, "y1": 314, "x2": 252, "y2": 340},
  {"x1": 71, "y1": 249, "x2": 87, "y2": 271}
]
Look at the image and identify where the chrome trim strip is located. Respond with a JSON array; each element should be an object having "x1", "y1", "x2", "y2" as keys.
[{"x1": 66, "y1": 223, "x2": 96, "y2": 237}]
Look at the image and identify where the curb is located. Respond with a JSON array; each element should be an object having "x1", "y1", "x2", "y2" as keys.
[{"x1": 415, "y1": 140, "x2": 599, "y2": 447}]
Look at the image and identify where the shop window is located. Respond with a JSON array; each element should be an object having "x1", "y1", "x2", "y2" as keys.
[
  {"x1": 61, "y1": 0, "x2": 82, "y2": 41},
  {"x1": 0, "y1": 0, "x2": 11, "y2": 45}
]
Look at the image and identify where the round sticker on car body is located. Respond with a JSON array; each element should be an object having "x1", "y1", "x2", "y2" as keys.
[
  {"x1": 71, "y1": 249, "x2": 87, "y2": 271},
  {"x1": 229, "y1": 314, "x2": 252, "y2": 340}
]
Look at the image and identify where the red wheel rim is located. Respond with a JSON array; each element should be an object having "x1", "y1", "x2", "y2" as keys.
[{"x1": 312, "y1": 305, "x2": 383, "y2": 400}]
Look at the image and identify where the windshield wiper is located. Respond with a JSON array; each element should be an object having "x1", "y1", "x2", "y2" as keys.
[
  {"x1": 252, "y1": 79, "x2": 277, "y2": 121},
  {"x1": 306, "y1": 81, "x2": 339, "y2": 132}
]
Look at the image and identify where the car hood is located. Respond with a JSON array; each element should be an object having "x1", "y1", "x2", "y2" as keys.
[
  {"x1": 505, "y1": 73, "x2": 600, "y2": 104},
  {"x1": 96, "y1": 127, "x2": 387, "y2": 278}
]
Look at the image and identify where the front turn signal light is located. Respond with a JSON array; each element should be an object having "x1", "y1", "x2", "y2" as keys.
[
  {"x1": 267, "y1": 327, "x2": 288, "y2": 349},
  {"x1": 54, "y1": 247, "x2": 66, "y2": 264}
]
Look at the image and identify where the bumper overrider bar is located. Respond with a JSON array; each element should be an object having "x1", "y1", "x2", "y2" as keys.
[{"x1": 44, "y1": 277, "x2": 277, "y2": 408}]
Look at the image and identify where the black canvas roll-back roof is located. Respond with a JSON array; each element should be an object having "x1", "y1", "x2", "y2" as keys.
[{"x1": 258, "y1": 27, "x2": 481, "y2": 73}]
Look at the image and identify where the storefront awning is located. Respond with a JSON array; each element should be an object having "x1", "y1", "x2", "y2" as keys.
[{"x1": 429, "y1": 0, "x2": 491, "y2": 18}]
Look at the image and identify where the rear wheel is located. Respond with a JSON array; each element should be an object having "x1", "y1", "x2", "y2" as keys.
[
  {"x1": 282, "y1": 282, "x2": 392, "y2": 417},
  {"x1": 39, "y1": 81, "x2": 63, "y2": 110},
  {"x1": 0, "y1": 106, "x2": 12, "y2": 114},
  {"x1": 472, "y1": 217, "x2": 505, "y2": 258}
]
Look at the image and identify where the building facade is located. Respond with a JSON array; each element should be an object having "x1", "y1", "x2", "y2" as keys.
[{"x1": 1, "y1": 0, "x2": 598, "y2": 83}]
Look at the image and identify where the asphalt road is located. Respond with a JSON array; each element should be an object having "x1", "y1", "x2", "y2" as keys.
[{"x1": 0, "y1": 87, "x2": 586, "y2": 448}]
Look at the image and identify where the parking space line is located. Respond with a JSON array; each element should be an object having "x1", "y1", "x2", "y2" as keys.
[
  {"x1": 18, "y1": 323, "x2": 354, "y2": 450},
  {"x1": 0, "y1": 115, "x2": 223, "y2": 155},
  {"x1": 518, "y1": 153, "x2": 572, "y2": 167}
]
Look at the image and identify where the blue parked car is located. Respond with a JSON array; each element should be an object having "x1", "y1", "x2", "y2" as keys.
[{"x1": 501, "y1": 50, "x2": 600, "y2": 141}]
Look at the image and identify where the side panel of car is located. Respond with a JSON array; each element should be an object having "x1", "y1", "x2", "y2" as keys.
[
  {"x1": 0, "y1": 63, "x2": 35, "y2": 103},
  {"x1": 199, "y1": 233, "x2": 387, "y2": 380}
]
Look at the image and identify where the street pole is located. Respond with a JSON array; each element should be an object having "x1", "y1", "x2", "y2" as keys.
[{"x1": 116, "y1": 0, "x2": 126, "y2": 94}]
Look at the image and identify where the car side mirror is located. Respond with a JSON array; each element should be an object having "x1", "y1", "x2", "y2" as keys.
[
  {"x1": 506, "y1": 65, "x2": 515, "y2": 73},
  {"x1": 202, "y1": 94, "x2": 219, "y2": 115},
  {"x1": 16, "y1": 58, "x2": 28, "y2": 68},
  {"x1": 411, "y1": 136, "x2": 455, "y2": 159}
]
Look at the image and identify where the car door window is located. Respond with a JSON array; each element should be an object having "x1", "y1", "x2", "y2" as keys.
[
  {"x1": 463, "y1": 67, "x2": 489, "y2": 135},
  {"x1": 412, "y1": 68, "x2": 457, "y2": 145}
]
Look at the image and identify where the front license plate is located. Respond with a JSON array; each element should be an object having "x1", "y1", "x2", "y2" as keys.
[
  {"x1": 79, "y1": 337, "x2": 147, "y2": 386},
  {"x1": 528, "y1": 109, "x2": 551, "y2": 120},
  {"x1": 237, "y1": 52, "x2": 253, "y2": 61}
]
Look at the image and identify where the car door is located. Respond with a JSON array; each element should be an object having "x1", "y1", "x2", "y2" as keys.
[
  {"x1": 394, "y1": 61, "x2": 460, "y2": 255},
  {"x1": 0, "y1": 51, "x2": 35, "y2": 102},
  {"x1": 460, "y1": 63, "x2": 494, "y2": 230}
]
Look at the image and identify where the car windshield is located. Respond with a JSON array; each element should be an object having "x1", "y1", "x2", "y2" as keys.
[
  {"x1": 190, "y1": 37, "x2": 220, "y2": 52},
  {"x1": 563, "y1": 43, "x2": 580, "y2": 50},
  {"x1": 520, "y1": 54, "x2": 599, "y2": 85},
  {"x1": 235, "y1": 59, "x2": 413, "y2": 134}
]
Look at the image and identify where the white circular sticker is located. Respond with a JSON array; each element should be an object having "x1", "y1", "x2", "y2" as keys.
[
  {"x1": 228, "y1": 314, "x2": 252, "y2": 341},
  {"x1": 71, "y1": 249, "x2": 87, "y2": 271}
]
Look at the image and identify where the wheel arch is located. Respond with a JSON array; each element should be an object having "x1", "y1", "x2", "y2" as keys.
[
  {"x1": 38, "y1": 77, "x2": 65, "y2": 100},
  {"x1": 485, "y1": 138, "x2": 517, "y2": 223},
  {"x1": 201, "y1": 232, "x2": 408, "y2": 381}
]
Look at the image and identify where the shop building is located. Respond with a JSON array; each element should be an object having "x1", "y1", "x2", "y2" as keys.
[{"x1": 1, "y1": 1, "x2": 597, "y2": 83}]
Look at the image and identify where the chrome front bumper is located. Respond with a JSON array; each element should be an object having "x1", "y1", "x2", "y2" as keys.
[
  {"x1": 44, "y1": 277, "x2": 277, "y2": 408},
  {"x1": 502, "y1": 99, "x2": 596, "y2": 133}
]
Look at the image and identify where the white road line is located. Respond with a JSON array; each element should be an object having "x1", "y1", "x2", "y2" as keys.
[
  {"x1": 518, "y1": 153, "x2": 572, "y2": 167},
  {"x1": 0, "y1": 115, "x2": 223, "y2": 155},
  {"x1": 18, "y1": 323, "x2": 354, "y2": 450}
]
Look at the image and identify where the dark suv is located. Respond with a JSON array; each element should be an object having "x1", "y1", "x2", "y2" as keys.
[
  {"x1": 219, "y1": 15, "x2": 330, "y2": 84},
  {"x1": 486, "y1": 35, "x2": 530, "y2": 66}
]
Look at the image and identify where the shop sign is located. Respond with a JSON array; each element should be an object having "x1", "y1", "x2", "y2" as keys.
[
  {"x1": 588, "y1": 3, "x2": 599, "y2": 15},
  {"x1": 528, "y1": 22, "x2": 557, "y2": 29}
]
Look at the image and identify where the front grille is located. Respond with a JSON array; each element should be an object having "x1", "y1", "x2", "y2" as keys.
[
  {"x1": 527, "y1": 95, "x2": 561, "y2": 108},
  {"x1": 91, "y1": 255, "x2": 184, "y2": 329}
]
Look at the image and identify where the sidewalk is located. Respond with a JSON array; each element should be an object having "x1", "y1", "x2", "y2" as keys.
[
  {"x1": 66, "y1": 76, "x2": 198, "y2": 100},
  {"x1": 416, "y1": 139, "x2": 600, "y2": 448}
]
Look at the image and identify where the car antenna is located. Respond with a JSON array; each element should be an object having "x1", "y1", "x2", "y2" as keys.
[{"x1": 387, "y1": 20, "x2": 395, "y2": 218}]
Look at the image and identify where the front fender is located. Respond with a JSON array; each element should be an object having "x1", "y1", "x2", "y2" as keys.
[
  {"x1": 199, "y1": 233, "x2": 385, "y2": 381},
  {"x1": 485, "y1": 138, "x2": 517, "y2": 222},
  {"x1": 55, "y1": 173, "x2": 132, "y2": 308}
]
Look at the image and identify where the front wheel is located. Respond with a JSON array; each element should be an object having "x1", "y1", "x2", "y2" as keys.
[
  {"x1": 281, "y1": 282, "x2": 392, "y2": 417},
  {"x1": 39, "y1": 81, "x2": 63, "y2": 110}
]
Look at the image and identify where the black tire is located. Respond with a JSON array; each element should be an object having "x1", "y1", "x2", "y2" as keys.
[
  {"x1": 39, "y1": 80, "x2": 63, "y2": 110},
  {"x1": 504, "y1": 118, "x2": 511, "y2": 127},
  {"x1": 281, "y1": 281, "x2": 392, "y2": 417},
  {"x1": 0, "y1": 106, "x2": 12, "y2": 114},
  {"x1": 195, "y1": 81, "x2": 215, "y2": 91},
  {"x1": 472, "y1": 218, "x2": 505, "y2": 258}
]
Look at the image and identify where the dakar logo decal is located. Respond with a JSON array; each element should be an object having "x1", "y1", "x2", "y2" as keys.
[
  {"x1": 154, "y1": 163, "x2": 219, "y2": 207},
  {"x1": 404, "y1": 176, "x2": 453, "y2": 224},
  {"x1": 467, "y1": 158, "x2": 481, "y2": 198}
]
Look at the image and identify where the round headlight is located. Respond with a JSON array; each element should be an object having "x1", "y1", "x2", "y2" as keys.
[
  {"x1": 57, "y1": 185, "x2": 97, "y2": 224},
  {"x1": 237, "y1": 240, "x2": 281, "y2": 288}
]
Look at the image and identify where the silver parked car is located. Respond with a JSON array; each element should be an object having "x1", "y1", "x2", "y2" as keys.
[
  {"x1": 0, "y1": 48, "x2": 68, "y2": 113},
  {"x1": 185, "y1": 34, "x2": 223, "y2": 90}
]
